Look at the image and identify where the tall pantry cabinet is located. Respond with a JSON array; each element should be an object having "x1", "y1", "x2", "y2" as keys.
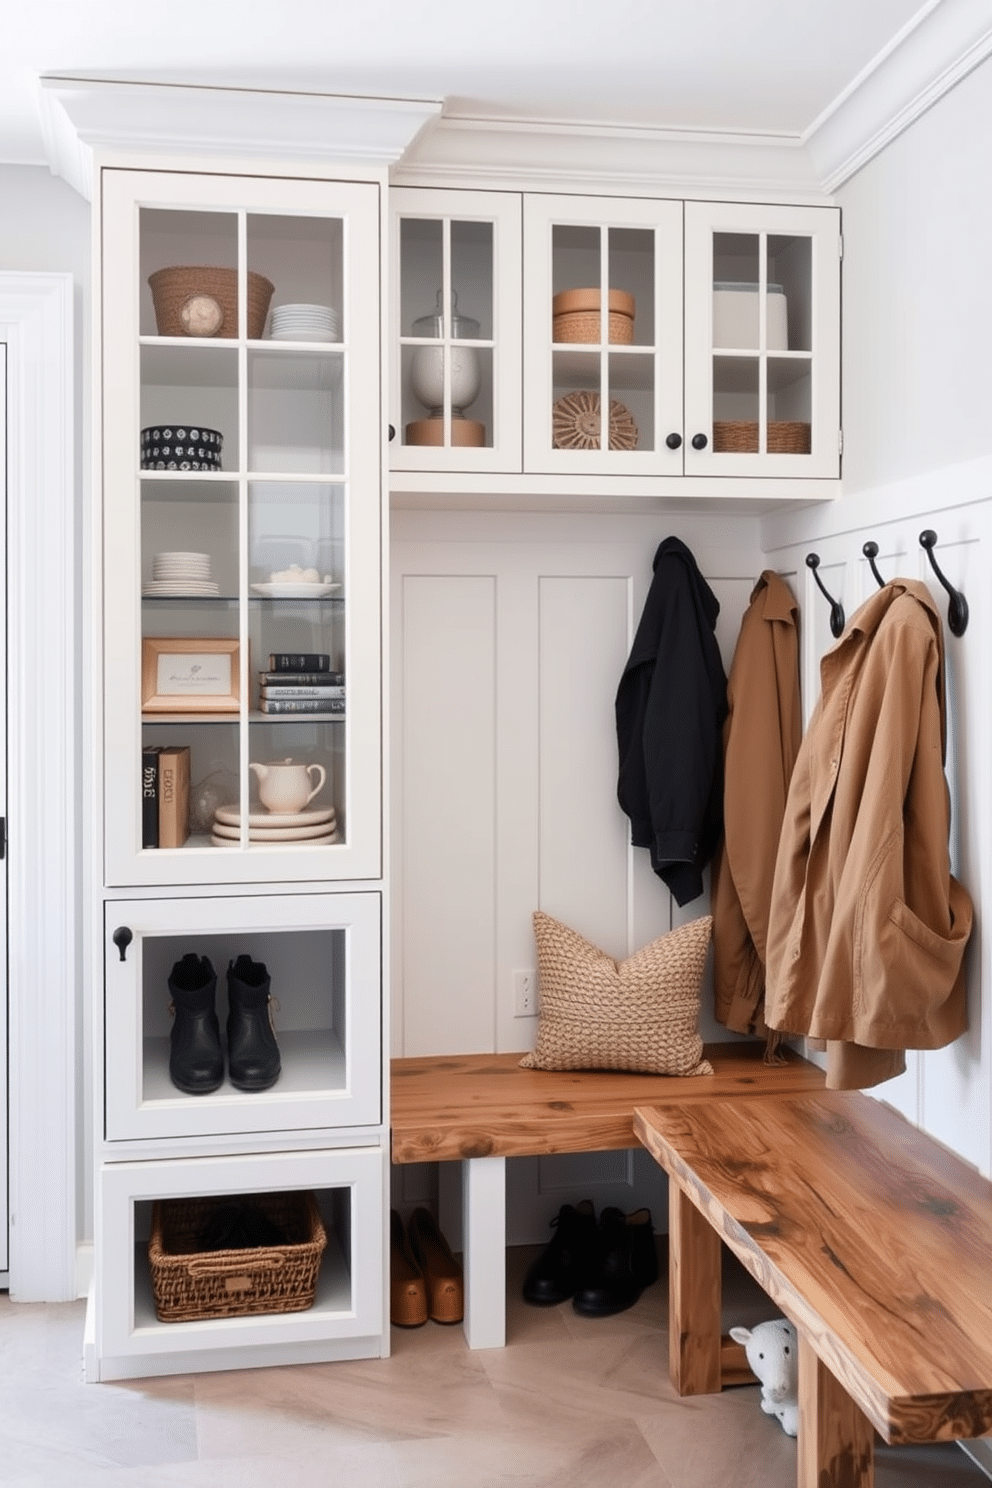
[{"x1": 88, "y1": 163, "x2": 388, "y2": 1381}]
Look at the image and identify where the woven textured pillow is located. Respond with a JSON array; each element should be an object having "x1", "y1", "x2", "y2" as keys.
[{"x1": 520, "y1": 912, "x2": 713, "y2": 1076}]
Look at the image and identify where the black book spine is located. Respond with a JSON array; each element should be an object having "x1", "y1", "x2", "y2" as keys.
[
  {"x1": 268, "y1": 652, "x2": 331, "y2": 673},
  {"x1": 141, "y1": 745, "x2": 162, "y2": 848}
]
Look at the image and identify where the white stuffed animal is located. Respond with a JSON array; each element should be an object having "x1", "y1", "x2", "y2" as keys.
[{"x1": 729, "y1": 1318, "x2": 799, "y2": 1437}]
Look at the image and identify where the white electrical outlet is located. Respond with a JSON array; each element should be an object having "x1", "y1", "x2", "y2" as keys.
[{"x1": 513, "y1": 969, "x2": 538, "y2": 1017}]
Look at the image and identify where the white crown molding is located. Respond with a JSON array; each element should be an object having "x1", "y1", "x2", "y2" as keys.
[
  {"x1": 803, "y1": 0, "x2": 992, "y2": 191},
  {"x1": 38, "y1": 77, "x2": 444, "y2": 199},
  {"x1": 393, "y1": 114, "x2": 828, "y2": 201}
]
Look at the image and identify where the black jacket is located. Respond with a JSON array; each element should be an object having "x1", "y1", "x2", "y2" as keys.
[{"x1": 616, "y1": 536, "x2": 728, "y2": 906}]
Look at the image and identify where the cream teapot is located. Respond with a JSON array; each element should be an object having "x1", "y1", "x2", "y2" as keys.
[{"x1": 249, "y1": 758, "x2": 326, "y2": 814}]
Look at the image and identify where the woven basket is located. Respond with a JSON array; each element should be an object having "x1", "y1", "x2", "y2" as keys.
[
  {"x1": 552, "y1": 288, "x2": 635, "y2": 345},
  {"x1": 148, "y1": 266, "x2": 275, "y2": 340},
  {"x1": 148, "y1": 1191, "x2": 326, "y2": 1323},
  {"x1": 713, "y1": 420, "x2": 811, "y2": 454}
]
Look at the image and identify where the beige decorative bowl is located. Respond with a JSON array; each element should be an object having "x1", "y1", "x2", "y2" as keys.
[
  {"x1": 552, "y1": 391, "x2": 638, "y2": 451},
  {"x1": 552, "y1": 288, "x2": 635, "y2": 344}
]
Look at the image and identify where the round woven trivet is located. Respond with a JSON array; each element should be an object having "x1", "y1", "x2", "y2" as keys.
[{"x1": 552, "y1": 390, "x2": 638, "y2": 451}]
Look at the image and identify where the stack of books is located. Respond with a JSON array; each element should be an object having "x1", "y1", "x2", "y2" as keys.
[
  {"x1": 259, "y1": 652, "x2": 346, "y2": 716},
  {"x1": 141, "y1": 743, "x2": 191, "y2": 848}
]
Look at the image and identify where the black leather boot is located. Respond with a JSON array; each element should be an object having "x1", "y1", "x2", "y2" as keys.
[
  {"x1": 226, "y1": 954, "x2": 281, "y2": 1091},
  {"x1": 522, "y1": 1200, "x2": 598, "y2": 1305},
  {"x1": 572, "y1": 1206, "x2": 659, "y2": 1317},
  {"x1": 168, "y1": 953, "x2": 223, "y2": 1094}
]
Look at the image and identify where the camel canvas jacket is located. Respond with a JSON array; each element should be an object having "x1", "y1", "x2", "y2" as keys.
[
  {"x1": 764, "y1": 579, "x2": 973, "y2": 1090},
  {"x1": 712, "y1": 571, "x2": 802, "y2": 1036}
]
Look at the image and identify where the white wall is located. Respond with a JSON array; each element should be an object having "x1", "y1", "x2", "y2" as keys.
[
  {"x1": 764, "y1": 54, "x2": 992, "y2": 1175},
  {"x1": 0, "y1": 165, "x2": 92, "y2": 1265}
]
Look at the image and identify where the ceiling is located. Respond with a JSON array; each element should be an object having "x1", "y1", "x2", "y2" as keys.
[{"x1": 0, "y1": 0, "x2": 948, "y2": 169}]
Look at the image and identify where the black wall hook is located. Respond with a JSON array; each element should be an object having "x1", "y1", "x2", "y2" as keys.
[
  {"x1": 806, "y1": 553, "x2": 845, "y2": 638},
  {"x1": 862, "y1": 541, "x2": 885, "y2": 588},
  {"x1": 919, "y1": 530, "x2": 968, "y2": 636}
]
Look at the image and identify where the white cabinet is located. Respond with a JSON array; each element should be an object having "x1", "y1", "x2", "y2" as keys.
[
  {"x1": 103, "y1": 893, "x2": 382, "y2": 1144},
  {"x1": 101, "y1": 168, "x2": 383, "y2": 888},
  {"x1": 92, "y1": 162, "x2": 388, "y2": 1382},
  {"x1": 390, "y1": 187, "x2": 841, "y2": 495},
  {"x1": 94, "y1": 1147, "x2": 383, "y2": 1380},
  {"x1": 390, "y1": 187, "x2": 522, "y2": 473}
]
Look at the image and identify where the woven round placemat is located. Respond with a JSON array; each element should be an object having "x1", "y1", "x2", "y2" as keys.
[{"x1": 552, "y1": 391, "x2": 638, "y2": 451}]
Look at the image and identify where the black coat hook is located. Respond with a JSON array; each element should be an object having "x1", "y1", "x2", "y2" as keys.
[
  {"x1": 862, "y1": 541, "x2": 885, "y2": 588},
  {"x1": 919, "y1": 530, "x2": 968, "y2": 636},
  {"x1": 806, "y1": 553, "x2": 845, "y2": 638}
]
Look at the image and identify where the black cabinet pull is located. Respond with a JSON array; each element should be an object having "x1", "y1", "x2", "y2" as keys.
[
  {"x1": 112, "y1": 926, "x2": 133, "y2": 962},
  {"x1": 665, "y1": 432, "x2": 683, "y2": 450},
  {"x1": 691, "y1": 433, "x2": 708, "y2": 451}
]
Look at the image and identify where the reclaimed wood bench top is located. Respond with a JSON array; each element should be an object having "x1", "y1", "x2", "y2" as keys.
[
  {"x1": 390, "y1": 1041, "x2": 826, "y2": 1164},
  {"x1": 634, "y1": 1091, "x2": 992, "y2": 1446}
]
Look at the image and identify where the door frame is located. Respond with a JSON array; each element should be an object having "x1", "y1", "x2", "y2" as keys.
[{"x1": 0, "y1": 272, "x2": 77, "y2": 1301}]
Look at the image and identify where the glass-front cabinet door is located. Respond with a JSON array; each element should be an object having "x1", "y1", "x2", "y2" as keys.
[
  {"x1": 683, "y1": 201, "x2": 841, "y2": 479},
  {"x1": 391, "y1": 188, "x2": 522, "y2": 474},
  {"x1": 522, "y1": 194, "x2": 684, "y2": 475},
  {"x1": 101, "y1": 169, "x2": 382, "y2": 887}
]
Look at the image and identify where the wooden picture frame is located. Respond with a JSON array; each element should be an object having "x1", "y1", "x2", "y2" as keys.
[{"x1": 141, "y1": 637, "x2": 241, "y2": 713}]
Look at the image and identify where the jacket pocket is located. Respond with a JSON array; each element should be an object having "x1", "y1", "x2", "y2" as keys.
[{"x1": 856, "y1": 879, "x2": 971, "y2": 1045}]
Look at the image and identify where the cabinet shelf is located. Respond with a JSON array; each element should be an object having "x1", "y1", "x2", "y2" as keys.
[{"x1": 141, "y1": 1028, "x2": 347, "y2": 1105}]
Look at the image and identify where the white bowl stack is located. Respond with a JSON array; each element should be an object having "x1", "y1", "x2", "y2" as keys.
[
  {"x1": 268, "y1": 303, "x2": 341, "y2": 342},
  {"x1": 143, "y1": 551, "x2": 220, "y2": 596}
]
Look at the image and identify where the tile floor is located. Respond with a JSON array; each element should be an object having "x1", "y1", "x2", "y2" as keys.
[{"x1": 0, "y1": 1243, "x2": 988, "y2": 1487}]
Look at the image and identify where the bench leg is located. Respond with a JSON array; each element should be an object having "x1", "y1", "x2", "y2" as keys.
[
  {"x1": 668, "y1": 1181, "x2": 722, "y2": 1395},
  {"x1": 798, "y1": 1334, "x2": 874, "y2": 1488},
  {"x1": 462, "y1": 1155, "x2": 506, "y2": 1349}
]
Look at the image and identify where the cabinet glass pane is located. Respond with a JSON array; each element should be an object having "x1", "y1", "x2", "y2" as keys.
[
  {"x1": 247, "y1": 351, "x2": 344, "y2": 475},
  {"x1": 140, "y1": 927, "x2": 350, "y2": 1102},
  {"x1": 140, "y1": 345, "x2": 238, "y2": 469},
  {"x1": 246, "y1": 480, "x2": 345, "y2": 846},
  {"x1": 247, "y1": 214, "x2": 343, "y2": 341},
  {"x1": 606, "y1": 228, "x2": 653, "y2": 347},
  {"x1": 611, "y1": 352, "x2": 653, "y2": 452},
  {"x1": 551, "y1": 356, "x2": 603, "y2": 451},
  {"x1": 139, "y1": 209, "x2": 239, "y2": 339},
  {"x1": 400, "y1": 216, "x2": 493, "y2": 450}
]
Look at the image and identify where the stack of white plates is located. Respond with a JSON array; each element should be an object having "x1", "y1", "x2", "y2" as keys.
[
  {"x1": 210, "y1": 803, "x2": 339, "y2": 846},
  {"x1": 143, "y1": 550, "x2": 220, "y2": 597},
  {"x1": 268, "y1": 303, "x2": 341, "y2": 342}
]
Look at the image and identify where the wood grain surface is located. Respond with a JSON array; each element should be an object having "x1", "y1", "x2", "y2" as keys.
[
  {"x1": 390, "y1": 1041, "x2": 826, "y2": 1163},
  {"x1": 634, "y1": 1092, "x2": 992, "y2": 1446}
]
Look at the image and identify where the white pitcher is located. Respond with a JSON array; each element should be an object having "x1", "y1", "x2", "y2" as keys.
[{"x1": 249, "y1": 758, "x2": 327, "y2": 814}]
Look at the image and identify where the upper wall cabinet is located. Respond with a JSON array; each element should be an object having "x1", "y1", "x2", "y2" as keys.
[
  {"x1": 101, "y1": 168, "x2": 383, "y2": 888},
  {"x1": 390, "y1": 188, "x2": 522, "y2": 473},
  {"x1": 390, "y1": 188, "x2": 841, "y2": 498}
]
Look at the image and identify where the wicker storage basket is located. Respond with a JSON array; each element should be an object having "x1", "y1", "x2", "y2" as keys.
[
  {"x1": 148, "y1": 266, "x2": 275, "y2": 340},
  {"x1": 552, "y1": 288, "x2": 635, "y2": 345},
  {"x1": 713, "y1": 420, "x2": 811, "y2": 454},
  {"x1": 148, "y1": 1191, "x2": 326, "y2": 1323}
]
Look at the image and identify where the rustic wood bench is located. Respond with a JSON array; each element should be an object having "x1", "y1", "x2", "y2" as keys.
[
  {"x1": 390, "y1": 1041, "x2": 826, "y2": 1347},
  {"x1": 634, "y1": 1091, "x2": 992, "y2": 1488}
]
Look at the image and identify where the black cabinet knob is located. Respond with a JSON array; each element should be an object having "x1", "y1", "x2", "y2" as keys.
[
  {"x1": 388, "y1": 424, "x2": 396, "y2": 442},
  {"x1": 691, "y1": 433, "x2": 708, "y2": 451},
  {"x1": 112, "y1": 926, "x2": 133, "y2": 962},
  {"x1": 665, "y1": 432, "x2": 683, "y2": 450}
]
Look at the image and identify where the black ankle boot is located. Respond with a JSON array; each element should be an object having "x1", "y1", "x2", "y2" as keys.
[
  {"x1": 226, "y1": 954, "x2": 281, "y2": 1091},
  {"x1": 168, "y1": 953, "x2": 223, "y2": 1094},
  {"x1": 523, "y1": 1200, "x2": 598, "y2": 1305},
  {"x1": 572, "y1": 1206, "x2": 659, "y2": 1317}
]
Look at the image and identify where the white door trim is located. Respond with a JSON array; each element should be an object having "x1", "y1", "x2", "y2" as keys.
[{"x1": 0, "y1": 272, "x2": 77, "y2": 1301}]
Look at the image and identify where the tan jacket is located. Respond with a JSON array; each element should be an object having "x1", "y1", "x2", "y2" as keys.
[
  {"x1": 712, "y1": 572, "x2": 802, "y2": 1036},
  {"x1": 765, "y1": 580, "x2": 973, "y2": 1089}
]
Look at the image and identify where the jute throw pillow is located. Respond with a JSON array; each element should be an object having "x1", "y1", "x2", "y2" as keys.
[{"x1": 520, "y1": 912, "x2": 713, "y2": 1076}]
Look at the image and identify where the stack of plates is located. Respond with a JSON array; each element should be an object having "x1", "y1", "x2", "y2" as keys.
[
  {"x1": 143, "y1": 550, "x2": 220, "y2": 597},
  {"x1": 268, "y1": 303, "x2": 340, "y2": 342},
  {"x1": 210, "y1": 803, "x2": 338, "y2": 846}
]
